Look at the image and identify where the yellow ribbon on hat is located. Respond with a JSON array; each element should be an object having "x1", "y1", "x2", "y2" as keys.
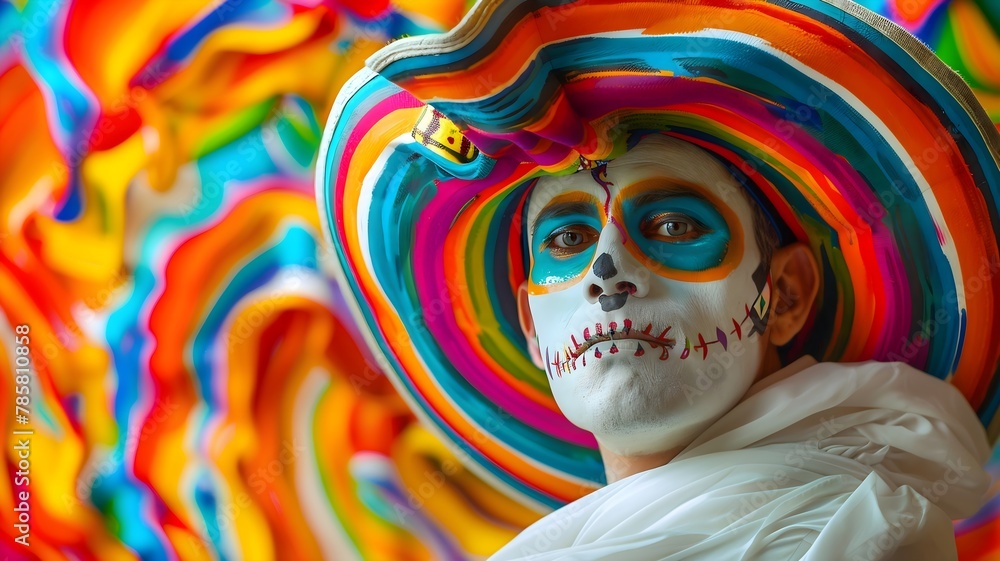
[{"x1": 411, "y1": 106, "x2": 479, "y2": 164}]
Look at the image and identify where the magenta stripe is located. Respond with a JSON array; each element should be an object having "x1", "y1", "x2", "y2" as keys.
[{"x1": 335, "y1": 88, "x2": 425, "y2": 239}]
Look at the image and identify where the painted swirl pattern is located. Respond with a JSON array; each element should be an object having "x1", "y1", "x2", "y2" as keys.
[{"x1": 0, "y1": 0, "x2": 539, "y2": 559}]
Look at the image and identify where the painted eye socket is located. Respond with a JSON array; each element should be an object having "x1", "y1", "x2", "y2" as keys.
[
  {"x1": 543, "y1": 226, "x2": 599, "y2": 256},
  {"x1": 643, "y1": 213, "x2": 708, "y2": 241}
]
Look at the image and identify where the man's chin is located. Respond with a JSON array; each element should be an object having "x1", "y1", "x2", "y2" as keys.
[
  {"x1": 570, "y1": 353, "x2": 679, "y2": 388},
  {"x1": 559, "y1": 371, "x2": 684, "y2": 429}
]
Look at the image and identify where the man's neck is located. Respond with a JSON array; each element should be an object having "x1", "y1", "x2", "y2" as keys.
[{"x1": 599, "y1": 446, "x2": 683, "y2": 484}]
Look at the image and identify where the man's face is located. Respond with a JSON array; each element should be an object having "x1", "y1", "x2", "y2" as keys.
[{"x1": 523, "y1": 135, "x2": 772, "y2": 455}]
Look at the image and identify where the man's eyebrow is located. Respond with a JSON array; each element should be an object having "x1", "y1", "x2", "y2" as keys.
[
  {"x1": 630, "y1": 185, "x2": 710, "y2": 208},
  {"x1": 530, "y1": 201, "x2": 598, "y2": 236}
]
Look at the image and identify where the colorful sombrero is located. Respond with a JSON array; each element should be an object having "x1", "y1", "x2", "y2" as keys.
[{"x1": 317, "y1": 0, "x2": 1000, "y2": 509}]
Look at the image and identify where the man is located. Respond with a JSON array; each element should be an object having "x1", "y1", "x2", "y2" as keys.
[
  {"x1": 317, "y1": 0, "x2": 1000, "y2": 558},
  {"x1": 498, "y1": 133, "x2": 990, "y2": 560}
]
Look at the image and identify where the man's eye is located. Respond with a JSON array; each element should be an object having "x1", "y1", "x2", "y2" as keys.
[
  {"x1": 543, "y1": 226, "x2": 598, "y2": 255},
  {"x1": 644, "y1": 214, "x2": 707, "y2": 241},
  {"x1": 659, "y1": 221, "x2": 690, "y2": 237},
  {"x1": 554, "y1": 231, "x2": 586, "y2": 248}
]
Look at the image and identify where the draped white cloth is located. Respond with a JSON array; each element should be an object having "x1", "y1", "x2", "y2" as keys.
[{"x1": 490, "y1": 358, "x2": 992, "y2": 561}]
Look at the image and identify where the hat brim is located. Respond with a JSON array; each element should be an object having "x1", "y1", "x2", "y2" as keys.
[{"x1": 318, "y1": 0, "x2": 1000, "y2": 507}]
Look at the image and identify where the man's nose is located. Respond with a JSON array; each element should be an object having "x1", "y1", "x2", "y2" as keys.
[{"x1": 582, "y1": 223, "x2": 649, "y2": 311}]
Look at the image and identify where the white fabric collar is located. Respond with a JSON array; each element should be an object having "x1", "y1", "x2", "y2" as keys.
[{"x1": 491, "y1": 360, "x2": 992, "y2": 561}]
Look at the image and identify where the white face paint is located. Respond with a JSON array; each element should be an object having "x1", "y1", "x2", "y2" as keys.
[{"x1": 524, "y1": 135, "x2": 772, "y2": 456}]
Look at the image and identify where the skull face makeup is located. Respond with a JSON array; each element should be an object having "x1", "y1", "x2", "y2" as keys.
[{"x1": 523, "y1": 136, "x2": 773, "y2": 456}]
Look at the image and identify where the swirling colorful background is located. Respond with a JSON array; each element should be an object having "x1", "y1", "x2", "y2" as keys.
[{"x1": 0, "y1": 0, "x2": 996, "y2": 559}]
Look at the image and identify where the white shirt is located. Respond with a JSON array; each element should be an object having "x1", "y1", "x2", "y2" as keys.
[{"x1": 490, "y1": 358, "x2": 992, "y2": 561}]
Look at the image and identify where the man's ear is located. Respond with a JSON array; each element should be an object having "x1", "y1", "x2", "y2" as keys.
[
  {"x1": 767, "y1": 242, "x2": 820, "y2": 346},
  {"x1": 517, "y1": 281, "x2": 545, "y2": 369}
]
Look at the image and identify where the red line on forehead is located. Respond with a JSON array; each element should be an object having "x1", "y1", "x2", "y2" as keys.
[
  {"x1": 590, "y1": 163, "x2": 629, "y2": 243},
  {"x1": 610, "y1": 216, "x2": 627, "y2": 243},
  {"x1": 590, "y1": 163, "x2": 613, "y2": 215}
]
